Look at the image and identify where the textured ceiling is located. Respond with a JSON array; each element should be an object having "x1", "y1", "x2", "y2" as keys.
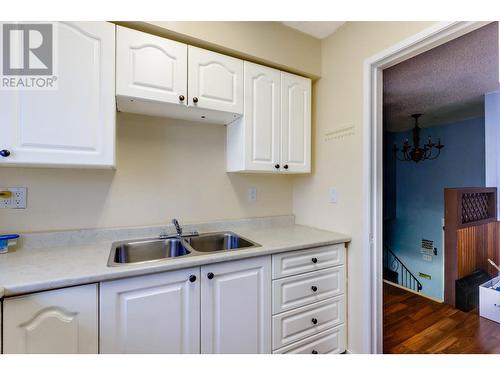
[
  {"x1": 383, "y1": 22, "x2": 499, "y2": 132},
  {"x1": 281, "y1": 22, "x2": 345, "y2": 39}
]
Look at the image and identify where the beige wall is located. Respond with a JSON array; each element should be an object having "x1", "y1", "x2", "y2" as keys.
[
  {"x1": 118, "y1": 21, "x2": 322, "y2": 78},
  {"x1": 292, "y1": 21, "x2": 437, "y2": 353},
  {"x1": 1, "y1": 113, "x2": 293, "y2": 233}
]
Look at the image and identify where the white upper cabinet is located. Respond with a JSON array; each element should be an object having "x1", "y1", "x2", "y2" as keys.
[
  {"x1": 116, "y1": 25, "x2": 187, "y2": 106},
  {"x1": 201, "y1": 256, "x2": 271, "y2": 354},
  {"x1": 227, "y1": 67, "x2": 311, "y2": 174},
  {"x1": 3, "y1": 284, "x2": 98, "y2": 354},
  {"x1": 100, "y1": 268, "x2": 200, "y2": 354},
  {"x1": 0, "y1": 22, "x2": 115, "y2": 168},
  {"x1": 281, "y1": 72, "x2": 311, "y2": 173},
  {"x1": 188, "y1": 46, "x2": 244, "y2": 116},
  {"x1": 227, "y1": 62, "x2": 281, "y2": 172}
]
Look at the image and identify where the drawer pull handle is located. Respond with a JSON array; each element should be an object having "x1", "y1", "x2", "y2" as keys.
[
  {"x1": 189, "y1": 275, "x2": 197, "y2": 283},
  {"x1": 311, "y1": 257, "x2": 318, "y2": 264},
  {"x1": 311, "y1": 318, "x2": 318, "y2": 325},
  {"x1": 311, "y1": 285, "x2": 318, "y2": 292},
  {"x1": 311, "y1": 350, "x2": 318, "y2": 354},
  {"x1": 207, "y1": 272, "x2": 214, "y2": 280}
]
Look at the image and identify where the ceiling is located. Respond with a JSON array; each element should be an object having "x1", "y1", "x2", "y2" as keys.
[
  {"x1": 281, "y1": 21, "x2": 345, "y2": 39},
  {"x1": 383, "y1": 22, "x2": 499, "y2": 132}
]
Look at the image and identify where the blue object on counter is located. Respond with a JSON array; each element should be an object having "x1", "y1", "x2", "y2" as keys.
[{"x1": 0, "y1": 234, "x2": 19, "y2": 253}]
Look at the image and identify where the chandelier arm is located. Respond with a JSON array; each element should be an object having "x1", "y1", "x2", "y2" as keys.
[{"x1": 427, "y1": 148, "x2": 441, "y2": 160}]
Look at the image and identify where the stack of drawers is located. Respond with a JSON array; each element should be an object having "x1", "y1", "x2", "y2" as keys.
[{"x1": 271, "y1": 243, "x2": 346, "y2": 354}]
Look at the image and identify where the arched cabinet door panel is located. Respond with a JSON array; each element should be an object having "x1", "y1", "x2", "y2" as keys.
[
  {"x1": 116, "y1": 25, "x2": 187, "y2": 105},
  {"x1": 0, "y1": 22, "x2": 115, "y2": 168},
  {"x1": 280, "y1": 72, "x2": 311, "y2": 174},
  {"x1": 3, "y1": 284, "x2": 98, "y2": 354},
  {"x1": 188, "y1": 46, "x2": 243, "y2": 115}
]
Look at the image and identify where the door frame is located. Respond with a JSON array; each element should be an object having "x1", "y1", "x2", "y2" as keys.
[{"x1": 363, "y1": 21, "x2": 490, "y2": 354}]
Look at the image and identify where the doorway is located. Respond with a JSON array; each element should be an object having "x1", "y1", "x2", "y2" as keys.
[{"x1": 364, "y1": 21, "x2": 497, "y2": 353}]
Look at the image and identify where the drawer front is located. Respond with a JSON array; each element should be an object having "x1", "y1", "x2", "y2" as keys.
[
  {"x1": 272, "y1": 244, "x2": 345, "y2": 279},
  {"x1": 272, "y1": 295, "x2": 345, "y2": 350},
  {"x1": 273, "y1": 325, "x2": 346, "y2": 354},
  {"x1": 273, "y1": 266, "x2": 345, "y2": 314}
]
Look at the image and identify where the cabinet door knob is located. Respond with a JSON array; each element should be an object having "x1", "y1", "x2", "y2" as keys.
[
  {"x1": 189, "y1": 275, "x2": 197, "y2": 283},
  {"x1": 284, "y1": 164, "x2": 289, "y2": 170},
  {"x1": 311, "y1": 350, "x2": 318, "y2": 354},
  {"x1": 311, "y1": 285, "x2": 318, "y2": 292},
  {"x1": 179, "y1": 95, "x2": 185, "y2": 102},
  {"x1": 311, "y1": 318, "x2": 318, "y2": 325},
  {"x1": 311, "y1": 257, "x2": 318, "y2": 264},
  {"x1": 207, "y1": 272, "x2": 214, "y2": 280},
  {"x1": 274, "y1": 164, "x2": 280, "y2": 169},
  {"x1": 193, "y1": 97, "x2": 199, "y2": 103},
  {"x1": 0, "y1": 149, "x2": 11, "y2": 157}
]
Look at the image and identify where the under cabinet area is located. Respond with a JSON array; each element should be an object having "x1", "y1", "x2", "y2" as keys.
[{"x1": 3, "y1": 284, "x2": 98, "y2": 354}]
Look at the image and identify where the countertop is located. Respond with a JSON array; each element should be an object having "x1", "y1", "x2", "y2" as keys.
[{"x1": 0, "y1": 222, "x2": 350, "y2": 298}]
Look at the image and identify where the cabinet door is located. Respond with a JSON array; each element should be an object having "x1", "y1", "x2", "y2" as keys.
[
  {"x1": 281, "y1": 72, "x2": 311, "y2": 173},
  {"x1": 100, "y1": 268, "x2": 200, "y2": 354},
  {"x1": 116, "y1": 25, "x2": 187, "y2": 105},
  {"x1": 0, "y1": 22, "x2": 115, "y2": 168},
  {"x1": 188, "y1": 46, "x2": 243, "y2": 114},
  {"x1": 201, "y1": 256, "x2": 271, "y2": 354},
  {"x1": 3, "y1": 284, "x2": 98, "y2": 354},
  {"x1": 243, "y1": 62, "x2": 281, "y2": 171}
]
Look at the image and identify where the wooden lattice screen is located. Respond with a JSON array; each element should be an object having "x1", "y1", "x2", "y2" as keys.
[
  {"x1": 461, "y1": 192, "x2": 495, "y2": 224},
  {"x1": 444, "y1": 187, "x2": 497, "y2": 306}
]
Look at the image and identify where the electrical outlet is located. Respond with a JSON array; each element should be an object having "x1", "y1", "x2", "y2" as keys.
[
  {"x1": 248, "y1": 187, "x2": 257, "y2": 202},
  {"x1": 329, "y1": 188, "x2": 337, "y2": 204},
  {"x1": 0, "y1": 187, "x2": 27, "y2": 209}
]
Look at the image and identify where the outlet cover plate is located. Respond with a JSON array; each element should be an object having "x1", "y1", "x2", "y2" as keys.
[{"x1": 0, "y1": 187, "x2": 27, "y2": 209}]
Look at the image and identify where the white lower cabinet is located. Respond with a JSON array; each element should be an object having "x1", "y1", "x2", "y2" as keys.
[
  {"x1": 0, "y1": 246, "x2": 346, "y2": 354},
  {"x1": 201, "y1": 256, "x2": 271, "y2": 354},
  {"x1": 99, "y1": 256, "x2": 271, "y2": 354},
  {"x1": 3, "y1": 284, "x2": 98, "y2": 354},
  {"x1": 273, "y1": 325, "x2": 346, "y2": 354},
  {"x1": 100, "y1": 267, "x2": 200, "y2": 354},
  {"x1": 271, "y1": 245, "x2": 347, "y2": 354}
]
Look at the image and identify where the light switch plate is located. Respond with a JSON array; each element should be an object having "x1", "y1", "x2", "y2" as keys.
[
  {"x1": 0, "y1": 187, "x2": 27, "y2": 209},
  {"x1": 329, "y1": 188, "x2": 337, "y2": 204}
]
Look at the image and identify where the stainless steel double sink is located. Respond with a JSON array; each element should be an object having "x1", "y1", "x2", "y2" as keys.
[{"x1": 108, "y1": 231, "x2": 261, "y2": 266}]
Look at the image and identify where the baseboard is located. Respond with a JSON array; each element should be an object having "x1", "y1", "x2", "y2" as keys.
[{"x1": 383, "y1": 279, "x2": 444, "y2": 303}]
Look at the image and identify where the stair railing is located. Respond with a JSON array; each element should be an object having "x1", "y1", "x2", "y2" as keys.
[{"x1": 383, "y1": 244, "x2": 423, "y2": 292}]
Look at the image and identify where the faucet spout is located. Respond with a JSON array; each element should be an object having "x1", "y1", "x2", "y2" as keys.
[{"x1": 172, "y1": 218, "x2": 183, "y2": 236}]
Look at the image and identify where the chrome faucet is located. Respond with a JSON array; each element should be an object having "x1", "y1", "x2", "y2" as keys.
[
  {"x1": 172, "y1": 218, "x2": 183, "y2": 236},
  {"x1": 159, "y1": 218, "x2": 199, "y2": 239}
]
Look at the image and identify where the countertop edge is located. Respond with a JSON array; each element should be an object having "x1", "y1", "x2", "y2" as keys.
[{"x1": 0, "y1": 235, "x2": 350, "y2": 298}]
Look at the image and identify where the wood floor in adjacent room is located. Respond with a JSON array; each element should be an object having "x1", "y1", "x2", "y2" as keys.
[{"x1": 383, "y1": 282, "x2": 500, "y2": 354}]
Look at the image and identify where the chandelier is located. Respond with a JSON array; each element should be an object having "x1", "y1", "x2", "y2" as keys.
[{"x1": 392, "y1": 114, "x2": 444, "y2": 163}]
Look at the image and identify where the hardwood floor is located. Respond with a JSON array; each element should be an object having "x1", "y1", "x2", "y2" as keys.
[{"x1": 383, "y1": 282, "x2": 500, "y2": 353}]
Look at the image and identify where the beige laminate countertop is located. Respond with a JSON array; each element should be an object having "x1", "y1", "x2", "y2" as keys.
[{"x1": 0, "y1": 224, "x2": 350, "y2": 298}]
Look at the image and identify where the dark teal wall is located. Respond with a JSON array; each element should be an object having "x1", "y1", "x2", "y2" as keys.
[{"x1": 384, "y1": 117, "x2": 485, "y2": 300}]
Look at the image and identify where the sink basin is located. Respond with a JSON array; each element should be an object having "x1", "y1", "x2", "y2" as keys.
[
  {"x1": 107, "y1": 231, "x2": 261, "y2": 266},
  {"x1": 185, "y1": 232, "x2": 259, "y2": 253},
  {"x1": 109, "y1": 238, "x2": 191, "y2": 266}
]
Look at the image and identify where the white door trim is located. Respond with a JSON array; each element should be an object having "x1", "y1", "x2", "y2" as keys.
[{"x1": 363, "y1": 21, "x2": 490, "y2": 354}]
